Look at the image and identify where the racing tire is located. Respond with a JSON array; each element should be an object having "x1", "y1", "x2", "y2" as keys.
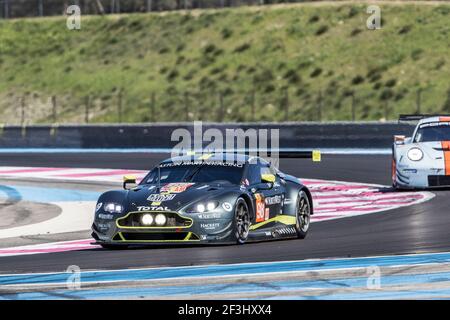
[
  {"x1": 392, "y1": 156, "x2": 399, "y2": 190},
  {"x1": 233, "y1": 198, "x2": 250, "y2": 245},
  {"x1": 295, "y1": 191, "x2": 311, "y2": 239}
]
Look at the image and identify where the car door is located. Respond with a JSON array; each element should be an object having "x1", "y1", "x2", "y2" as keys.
[
  {"x1": 260, "y1": 165, "x2": 285, "y2": 219},
  {"x1": 245, "y1": 163, "x2": 285, "y2": 223}
]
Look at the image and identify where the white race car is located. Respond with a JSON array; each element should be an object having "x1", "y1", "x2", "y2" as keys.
[{"x1": 393, "y1": 115, "x2": 450, "y2": 189}]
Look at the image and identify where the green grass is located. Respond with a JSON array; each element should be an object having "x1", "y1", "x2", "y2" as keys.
[{"x1": 0, "y1": 2, "x2": 449, "y2": 124}]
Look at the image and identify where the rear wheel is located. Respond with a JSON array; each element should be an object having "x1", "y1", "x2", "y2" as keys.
[
  {"x1": 295, "y1": 191, "x2": 311, "y2": 239},
  {"x1": 233, "y1": 198, "x2": 250, "y2": 244}
]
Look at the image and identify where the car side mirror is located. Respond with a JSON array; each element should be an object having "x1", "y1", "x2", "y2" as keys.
[
  {"x1": 123, "y1": 175, "x2": 137, "y2": 190},
  {"x1": 394, "y1": 135, "x2": 406, "y2": 145},
  {"x1": 261, "y1": 174, "x2": 276, "y2": 184}
]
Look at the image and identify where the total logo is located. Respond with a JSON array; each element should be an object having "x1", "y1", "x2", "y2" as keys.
[{"x1": 137, "y1": 206, "x2": 170, "y2": 211}]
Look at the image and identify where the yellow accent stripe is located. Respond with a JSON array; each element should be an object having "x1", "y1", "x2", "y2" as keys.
[
  {"x1": 249, "y1": 215, "x2": 296, "y2": 231},
  {"x1": 113, "y1": 232, "x2": 200, "y2": 243}
]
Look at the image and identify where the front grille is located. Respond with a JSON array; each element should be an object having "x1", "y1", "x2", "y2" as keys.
[
  {"x1": 117, "y1": 211, "x2": 192, "y2": 228},
  {"x1": 428, "y1": 175, "x2": 450, "y2": 187},
  {"x1": 119, "y1": 232, "x2": 199, "y2": 241}
]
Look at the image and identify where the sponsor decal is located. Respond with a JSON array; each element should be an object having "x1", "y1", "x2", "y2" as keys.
[
  {"x1": 265, "y1": 208, "x2": 270, "y2": 221},
  {"x1": 420, "y1": 122, "x2": 450, "y2": 129},
  {"x1": 97, "y1": 223, "x2": 111, "y2": 230},
  {"x1": 265, "y1": 195, "x2": 282, "y2": 205},
  {"x1": 200, "y1": 223, "x2": 220, "y2": 230},
  {"x1": 160, "y1": 161, "x2": 244, "y2": 168},
  {"x1": 98, "y1": 213, "x2": 114, "y2": 220},
  {"x1": 255, "y1": 193, "x2": 266, "y2": 222},
  {"x1": 137, "y1": 206, "x2": 170, "y2": 212},
  {"x1": 147, "y1": 193, "x2": 176, "y2": 202},
  {"x1": 95, "y1": 202, "x2": 103, "y2": 212},
  {"x1": 198, "y1": 213, "x2": 222, "y2": 219},
  {"x1": 160, "y1": 183, "x2": 195, "y2": 193},
  {"x1": 222, "y1": 202, "x2": 233, "y2": 212}
]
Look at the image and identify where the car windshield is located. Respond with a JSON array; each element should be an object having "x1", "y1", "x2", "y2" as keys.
[
  {"x1": 414, "y1": 123, "x2": 450, "y2": 142},
  {"x1": 141, "y1": 164, "x2": 245, "y2": 185}
]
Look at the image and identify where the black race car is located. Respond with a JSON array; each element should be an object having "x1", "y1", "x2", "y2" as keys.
[{"x1": 91, "y1": 152, "x2": 317, "y2": 248}]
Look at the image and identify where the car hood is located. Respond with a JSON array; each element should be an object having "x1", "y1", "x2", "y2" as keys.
[
  {"x1": 409, "y1": 141, "x2": 448, "y2": 159},
  {"x1": 126, "y1": 182, "x2": 237, "y2": 212}
]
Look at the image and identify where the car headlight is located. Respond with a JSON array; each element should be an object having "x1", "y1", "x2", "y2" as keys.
[
  {"x1": 407, "y1": 148, "x2": 424, "y2": 161},
  {"x1": 104, "y1": 203, "x2": 124, "y2": 214},
  {"x1": 188, "y1": 201, "x2": 219, "y2": 213},
  {"x1": 141, "y1": 214, "x2": 154, "y2": 226},
  {"x1": 154, "y1": 214, "x2": 167, "y2": 226}
]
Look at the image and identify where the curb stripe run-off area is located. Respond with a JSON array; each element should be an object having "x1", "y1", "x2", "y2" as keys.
[
  {"x1": 0, "y1": 167, "x2": 434, "y2": 257},
  {"x1": 3, "y1": 252, "x2": 450, "y2": 299}
]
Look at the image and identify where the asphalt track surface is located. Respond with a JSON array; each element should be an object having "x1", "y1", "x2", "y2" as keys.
[{"x1": 1, "y1": 153, "x2": 450, "y2": 274}]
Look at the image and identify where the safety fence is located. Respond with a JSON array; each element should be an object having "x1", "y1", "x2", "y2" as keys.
[
  {"x1": 9, "y1": 86, "x2": 449, "y2": 125},
  {"x1": 1, "y1": 0, "x2": 319, "y2": 19}
]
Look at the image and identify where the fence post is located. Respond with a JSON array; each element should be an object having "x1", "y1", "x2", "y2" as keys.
[
  {"x1": 117, "y1": 89, "x2": 123, "y2": 123},
  {"x1": 283, "y1": 87, "x2": 289, "y2": 121},
  {"x1": 85, "y1": 95, "x2": 90, "y2": 123},
  {"x1": 218, "y1": 92, "x2": 225, "y2": 122},
  {"x1": 111, "y1": 0, "x2": 120, "y2": 13},
  {"x1": 416, "y1": 88, "x2": 422, "y2": 114},
  {"x1": 317, "y1": 90, "x2": 322, "y2": 122},
  {"x1": 147, "y1": 0, "x2": 152, "y2": 12},
  {"x1": 384, "y1": 100, "x2": 389, "y2": 120},
  {"x1": 250, "y1": 89, "x2": 255, "y2": 122},
  {"x1": 20, "y1": 95, "x2": 26, "y2": 126},
  {"x1": 38, "y1": 0, "x2": 44, "y2": 16},
  {"x1": 4, "y1": 0, "x2": 9, "y2": 19},
  {"x1": 351, "y1": 92, "x2": 356, "y2": 121},
  {"x1": 150, "y1": 92, "x2": 155, "y2": 122},
  {"x1": 184, "y1": 92, "x2": 189, "y2": 121},
  {"x1": 51, "y1": 96, "x2": 57, "y2": 123}
]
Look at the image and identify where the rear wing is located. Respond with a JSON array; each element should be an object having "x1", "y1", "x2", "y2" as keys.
[
  {"x1": 267, "y1": 150, "x2": 321, "y2": 162},
  {"x1": 179, "y1": 150, "x2": 322, "y2": 162},
  {"x1": 398, "y1": 114, "x2": 450, "y2": 123}
]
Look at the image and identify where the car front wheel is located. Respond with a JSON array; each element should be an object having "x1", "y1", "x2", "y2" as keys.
[
  {"x1": 295, "y1": 191, "x2": 311, "y2": 239},
  {"x1": 234, "y1": 198, "x2": 250, "y2": 244}
]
